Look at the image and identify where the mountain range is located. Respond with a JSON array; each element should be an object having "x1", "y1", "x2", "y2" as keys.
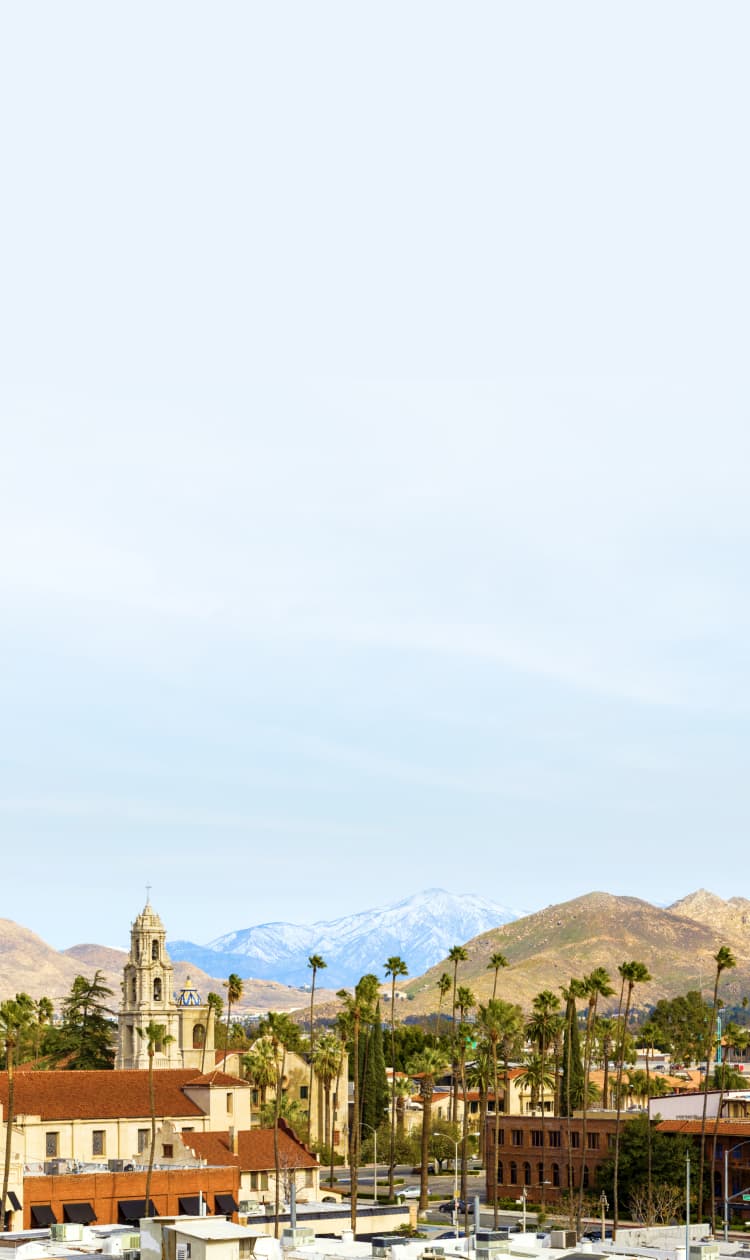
[
  {"x1": 168, "y1": 889, "x2": 521, "y2": 988},
  {"x1": 2, "y1": 888, "x2": 750, "y2": 1017}
]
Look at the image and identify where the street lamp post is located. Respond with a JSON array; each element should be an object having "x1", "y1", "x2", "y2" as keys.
[
  {"x1": 686, "y1": 1151, "x2": 690, "y2": 1260},
  {"x1": 361, "y1": 1124, "x2": 378, "y2": 1205},
  {"x1": 599, "y1": 1192, "x2": 608, "y2": 1242},
  {"x1": 517, "y1": 1186, "x2": 527, "y2": 1234}
]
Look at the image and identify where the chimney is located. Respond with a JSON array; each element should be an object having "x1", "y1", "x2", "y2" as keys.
[{"x1": 228, "y1": 1126, "x2": 238, "y2": 1154}]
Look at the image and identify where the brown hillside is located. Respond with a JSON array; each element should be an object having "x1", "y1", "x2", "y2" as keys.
[
  {"x1": 404, "y1": 891, "x2": 750, "y2": 1016},
  {"x1": 0, "y1": 922, "x2": 331, "y2": 1016}
]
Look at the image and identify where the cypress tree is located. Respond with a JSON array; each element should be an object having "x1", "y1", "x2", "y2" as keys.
[
  {"x1": 361, "y1": 1001, "x2": 388, "y2": 1135},
  {"x1": 560, "y1": 992, "x2": 584, "y2": 1116}
]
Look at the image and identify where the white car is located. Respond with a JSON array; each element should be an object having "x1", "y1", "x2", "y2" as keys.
[{"x1": 397, "y1": 1186, "x2": 421, "y2": 1199}]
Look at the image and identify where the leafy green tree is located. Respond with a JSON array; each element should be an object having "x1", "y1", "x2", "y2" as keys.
[
  {"x1": 385, "y1": 956, "x2": 408, "y2": 1197},
  {"x1": 48, "y1": 972, "x2": 115, "y2": 1069},
  {"x1": 408, "y1": 1044, "x2": 449, "y2": 1211},
  {"x1": 306, "y1": 954, "x2": 327, "y2": 1143},
  {"x1": 646, "y1": 991, "x2": 710, "y2": 1065},
  {"x1": 597, "y1": 1113, "x2": 698, "y2": 1219},
  {"x1": 138, "y1": 1021, "x2": 175, "y2": 1218},
  {"x1": 559, "y1": 983, "x2": 585, "y2": 1117},
  {"x1": 429, "y1": 1118, "x2": 461, "y2": 1171}
]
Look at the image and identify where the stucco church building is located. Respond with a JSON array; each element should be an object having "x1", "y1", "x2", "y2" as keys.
[{"x1": 115, "y1": 898, "x2": 216, "y2": 1071}]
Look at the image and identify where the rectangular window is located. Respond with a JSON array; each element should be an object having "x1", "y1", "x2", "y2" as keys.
[
  {"x1": 570, "y1": 1132, "x2": 580, "y2": 1149},
  {"x1": 45, "y1": 1133, "x2": 59, "y2": 1158},
  {"x1": 608, "y1": 1132, "x2": 616, "y2": 1149},
  {"x1": 138, "y1": 1129, "x2": 149, "y2": 1153},
  {"x1": 227, "y1": 1092, "x2": 234, "y2": 1115},
  {"x1": 587, "y1": 1132, "x2": 600, "y2": 1150},
  {"x1": 531, "y1": 1130, "x2": 543, "y2": 1147},
  {"x1": 548, "y1": 1131, "x2": 561, "y2": 1148},
  {"x1": 182, "y1": 1126, "x2": 194, "y2": 1133},
  {"x1": 496, "y1": 1128, "x2": 505, "y2": 1147},
  {"x1": 305, "y1": 1170, "x2": 314, "y2": 1187},
  {"x1": 300, "y1": 1085, "x2": 309, "y2": 1100},
  {"x1": 511, "y1": 1129, "x2": 523, "y2": 1146},
  {"x1": 92, "y1": 1130, "x2": 106, "y2": 1156},
  {"x1": 162, "y1": 1144, "x2": 174, "y2": 1159}
]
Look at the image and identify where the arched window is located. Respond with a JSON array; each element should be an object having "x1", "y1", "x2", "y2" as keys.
[
  {"x1": 537, "y1": 1162, "x2": 544, "y2": 1185},
  {"x1": 496, "y1": 1160, "x2": 504, "y2": 1186},
  {"x1": 152, "y1": 939, "x2": 159, "y2": 961},
  {"x1": 510, "y1": 1161, "x2": 518, "y2": 1185},
  {"x1": 523, "y1": 1162, "x2": 531, "y2": 1186},
  {"x1": 552, "y1": 1163, "x2": 560, "y2": 1188},
  {"x1": 153, "y1": 977, "x2": 162, "y2": 1001},
  {"x1": 131, "y1": 978, "x2": 136, "y2": 1001},
  {"x1": 193, "y1": 1023, "x2": 206, "y2": 1049}
]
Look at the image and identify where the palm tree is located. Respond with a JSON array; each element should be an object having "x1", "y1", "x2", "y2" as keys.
[
  {"x1": 408, "y1": 1045, "x2": 449, "y2": 1211},
  {"x1": 488, "y1": 952, "x2": 508, "y2": 1001},
  {"x1": 456, "y1": 985, "x2": 475, "y2": 1213},
  {"x1": 306, "y1": 954, "x2": 327, "y2": 1143},
  {"x1": 448, "y1": 946, "x2": 468, "y2": 1122},
  {"x1": 436, "y1": 974, "x2": 451, "y2": 1039},
  {"x1": 0, "y1": 1000, "x2": 23, "y2": 1230},
  {"x1": 243, "y1": 1038, "x2": 277, "y2": 1118},
  {"x1": 477, "y1": 998, "x2": 522, "y2": 1226},
  {"x1": 266, "y1": 1011, "x2": 297, "y2": 1237},
  {"x1": 699, "y1": 946, "x2": 736, "y2": 1228},
  {"x1": 223, "y1": 973, "x2": 243, "y2": 1067},
  {"x1": 612, "y1": 960, "x2": 651, "y2": 1236},
  {"x1": 385, "y1": 955, "x2": 408, "y2": 1198},
  {"x1": 337, "y1": 976, "x2": 377, "y2": 1234},
  {"x1": 595, "y1": 1015, "x2": 617, "y2": 1107},
  {"x1": 577, "y1": 967, "x2": 613, "y2": 1231},
  {"x1": 526, "y1": 990, "x2": 561, "y2": 1206},
  {"x1": 467, "y1": 1041, "x2": 493, "y2": 1165},
  {"x1": 312, "y1": 1031, "x2": 345, "y2": 1188},
  {"x1": 202, "y1": 991, "x2": 223, "y2": 1073},
  {"x1": 392, "y1": 1075, "x2": 413, "y2": 1144},
  {"x1": 137, "y1": 1020, "x2": 175, "y2": 1219}
]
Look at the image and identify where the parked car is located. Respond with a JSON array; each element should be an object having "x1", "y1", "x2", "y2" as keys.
[
  {"x1": 396, "y1": 1186, "x2": 421, "y2": 1199},
  {"x1": 438, "y1": 1200, "x2": 467, "y2": 1214}
]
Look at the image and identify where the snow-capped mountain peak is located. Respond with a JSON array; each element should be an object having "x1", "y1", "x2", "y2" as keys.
[{"x1": 169, "y1": 888, "x2": 521, "y2": 988}]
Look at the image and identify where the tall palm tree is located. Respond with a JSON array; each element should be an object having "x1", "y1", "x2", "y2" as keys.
[
  {"x1": 577, "y1": 967, "x2": 613, "y2": 1231},
  {"x1": 526, "y1": 990, "x2": 561, "y2": 1206},
  {"x1": 0, "y1": 1000, "x2": 23, "y2": 1231},
  {"x1": 467, "y1": 1041, "x2": 493, "y2": 1165},
  {"x1": 456, "y1": 985, "x2": 475, "y2": 1212},
  {"x1": 392, "y1": 1075, "x2": 413, "y2": 1144},
  {"x1": 312, "y1": 1031, "x2": 345, "y2": 1188},
  {"x1": 137, "y1": 1020, "x2": 175, "y2": 1219},
  {"x1": 699, "y1": 946, "x2": 736, "y2": 1228},
  {"x1": 477, "y1": 998, "x2": 522, "y2": 1226},
  {"x1": 408, "y1": 1045, "x2": 449, "y2": 1212},
  {"x1": 243, "y1": 1038, "x2": 277, "y2": 1119},
  {"x1": 448, "y1": 946, "x2": 469, "y2": 1122},
  {"x1": 202, "y1": 992, "x2": 223, "y2": 1073},
  {"x1": 265, "y1": 1011, "x2": 297, "y2": 1236},
  {"x1": 223, "y1": 973, "x2": 243, "y2": 1066},
  {"x1": 306, "y1": 954, "x2": 327, "y2": 1143},
  {"x1": 385, "y1": 955, "x2": 408, "y2": 1198},
  {"x1": 488, "y1": 952, "x2": 508, "y2": 1001},
  {"x1": 612, "y1": 960, "x2": 651, "y2": 1236},
  {"x1": 595, "y1": 1016, "x2": 617, "y2": 1108},
  {"x1": 436, "y1": 973, "x2": 451, "y2": 1039},
  {"x1": 337, "y1": 977, "x2": 377, "y2": 1234}
]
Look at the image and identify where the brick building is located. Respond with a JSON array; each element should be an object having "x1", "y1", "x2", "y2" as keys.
[{"x1": 485, "y1": 1113, "x2": 619, "y2": 1205}]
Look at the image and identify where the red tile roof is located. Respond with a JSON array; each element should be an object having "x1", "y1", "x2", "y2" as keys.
[
  {"x1": 0, "y1": 1069, "x2": 242, "y2": 1121},
  {"x1": 186, "y1": 1127, "x2": 317, "y2": 1172},
  {"x1": 657, "y1": 1119, "x2": 750, "y2": 1135}
]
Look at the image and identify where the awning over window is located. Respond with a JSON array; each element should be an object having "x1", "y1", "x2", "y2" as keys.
[
  {"x1": 178, "y1": 1196, "x2": 204, "y2": 1215},
  {"x1": 118, "y1": 1199, "x2": 156, "y2": 1223},
  {"x1": 7, "y1": 1192, "x2": 21, "y2": 1211},
  {"x1": 31, "y1": 1205, "x2": 57, "y2": 1228},
  {"x1": 64, "y1": 1203, "x2": 97, "y2": 1224},
  {"x1": 215, "y1": 1194, "x2": 238, "y2": 1215}
]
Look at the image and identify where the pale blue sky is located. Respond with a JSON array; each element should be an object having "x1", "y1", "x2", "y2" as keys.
[{"x1": 1, "y1": 4, "x2": 749, "y2": 951}]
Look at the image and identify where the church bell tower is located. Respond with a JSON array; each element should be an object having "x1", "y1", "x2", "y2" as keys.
[{"x1": 116, "y1": 899, "x2": 182, "y2": 1070}]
